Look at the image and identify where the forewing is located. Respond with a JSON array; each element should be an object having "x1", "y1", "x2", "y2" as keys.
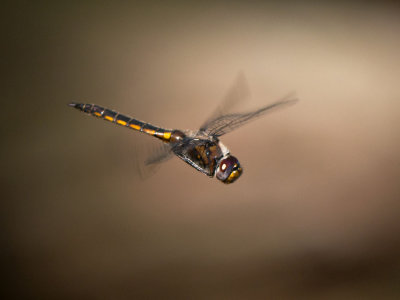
[
  {"x1": 200, "y1": 72, "x2": 250, "y2": 132},
  {"x1": 202, "y1": 93, "x2": 298, "y2": 137}
]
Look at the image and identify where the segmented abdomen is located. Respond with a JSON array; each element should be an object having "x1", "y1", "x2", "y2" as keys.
[{"x1": 69, "y1": 103, "x2": 172, "y2": 142}]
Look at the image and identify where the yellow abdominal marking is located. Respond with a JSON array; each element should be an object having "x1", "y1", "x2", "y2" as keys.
[
  {"x1": 144, "y1": 129, "x2": 156, "y2": 135},
  {"x1": 116, "y1": 120, "x2": 127, "y2": 126},
  {"x1": 130, "y1": 124, "x2": 141, "y2": 130},
  {"x1": 104, "y1": 116, "x2": 114, "y2": 122},
  {"x1": 163, "y1": 131, "x2": 171, "y2": 140},
  {"x1": 94, "y1": 112, "x2": 102, "y2": 117}
]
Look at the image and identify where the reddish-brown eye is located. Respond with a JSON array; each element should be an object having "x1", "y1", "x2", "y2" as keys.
[{"x1": 216, "y1": 155, "x2": 243, "y2": 184}]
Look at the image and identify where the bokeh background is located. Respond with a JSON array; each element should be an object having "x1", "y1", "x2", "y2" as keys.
[{"x1": 3, "y1": 1, "x2": 400, "y2": 299}]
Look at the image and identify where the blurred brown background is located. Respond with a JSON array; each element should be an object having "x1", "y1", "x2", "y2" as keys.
[{"x1": 2, "y1": 1, "x2": 400, "y2": 299}]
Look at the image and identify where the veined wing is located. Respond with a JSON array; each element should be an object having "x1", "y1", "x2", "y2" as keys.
[
  {"x1": 200, "y1": 93, "x2": 298, "y2": 137},
  {"x1": 200, "y1": 72, "x2": 250, "y2": 132}
]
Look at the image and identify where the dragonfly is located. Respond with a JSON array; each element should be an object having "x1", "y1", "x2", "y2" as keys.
[{"x1": 69, "y1": 75, "x2": 297, "y2": 184}]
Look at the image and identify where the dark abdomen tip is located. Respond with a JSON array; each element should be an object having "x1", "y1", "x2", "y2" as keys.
[{"x1": 68, "y1": 102, "x2": 84, "y2": 110}]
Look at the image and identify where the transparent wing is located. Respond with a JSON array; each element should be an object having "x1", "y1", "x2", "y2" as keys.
[
  {"x1": 133, "y1": 140, "x2": 173, "y2": 179},
  {"x1": 200, "y1": 72, "x2": 250, "y2": 132},
  {"x1": 201, "y1": 93, "x2": 298, "y2": 137},
  {"x1": 145, "y1": 142, "x2": 173, "y2": 165}
]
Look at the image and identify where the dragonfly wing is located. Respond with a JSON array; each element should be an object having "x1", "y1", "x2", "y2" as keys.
[
  {"x1": 200, "y1": 72, "x2": 251, "y2": 132},
  {"x1": 133, "y1": 141, "x2": 173, "y2": 179},
  {"x1": 145, "y1": 142, "x2": 174, "y2": 165},
  {"x1": 202, "y1": 93, "x2": 298, "y2": 137}
]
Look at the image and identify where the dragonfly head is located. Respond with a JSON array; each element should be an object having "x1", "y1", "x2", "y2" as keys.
[{"x1": 216, "y1": 155, "x2": 243, "y2": 184}]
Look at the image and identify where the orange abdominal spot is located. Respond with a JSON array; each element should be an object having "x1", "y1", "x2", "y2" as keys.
[
  {"x1": 116, "y1": 120, "x2": 127, "y2": 126},
  {"x1": 163, "y1": 132, "x2": 171, "y2": 140},
  {"x1": 130, "y1": 124, "x2": 141, "y2": 130},
  {"x1": 144, "y1": 129, "x2": 156, "y2": 135},
  {"x1": 104, "y1": 116, "x2": 114, "y2": 122}
]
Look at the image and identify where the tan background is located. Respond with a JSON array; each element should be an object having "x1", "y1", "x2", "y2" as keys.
[{"x1": 3, "y1": 1, "x2": 400, "y2": 299}]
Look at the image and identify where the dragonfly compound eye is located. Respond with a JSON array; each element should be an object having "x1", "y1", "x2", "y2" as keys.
[{"x1": 216, "y1": 155, "x2": 243, "y2": 184}]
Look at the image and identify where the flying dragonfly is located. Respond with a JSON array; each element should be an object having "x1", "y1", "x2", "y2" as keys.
[{"x1": 69, "y1": 76, "x2": 297, "y2": 184}]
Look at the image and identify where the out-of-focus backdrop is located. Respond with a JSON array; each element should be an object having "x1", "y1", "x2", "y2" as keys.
[{"x1": 3, "y1": 1, "x2": 400, "y2": 299}]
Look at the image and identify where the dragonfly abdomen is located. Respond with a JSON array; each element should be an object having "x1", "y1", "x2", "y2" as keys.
[{"x1": 69, "y1": 103, "x2": 172, "y2": 142}]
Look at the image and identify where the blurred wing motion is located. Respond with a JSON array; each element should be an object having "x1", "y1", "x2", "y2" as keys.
[
  {"x1": 200, "y1": 72, "x2": 251, "y2": 131},
  {"x1": 134, "y1": 141, "x2": 173, "y2": 179},
  {"x1": 200, "y1": 93, "x2": 298, "y2": 137},
  {"x1": 145, "y1": 142, "x2": 173, "y2": 165}
]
